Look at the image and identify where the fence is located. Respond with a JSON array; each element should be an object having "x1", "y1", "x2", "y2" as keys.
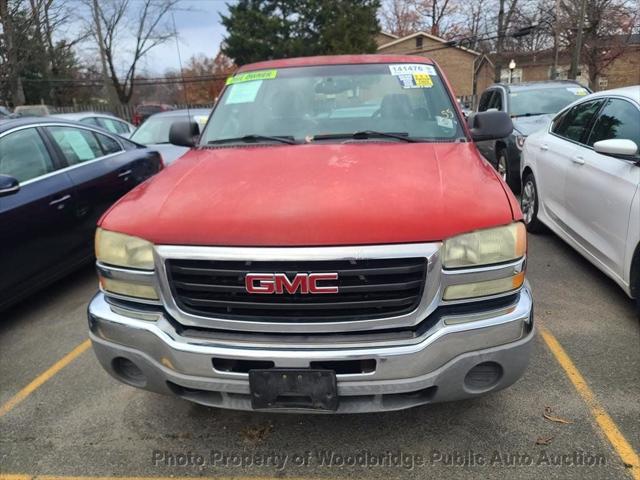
[{"x1": 54, "y1": 102, "x2": 216, "y2": 123}]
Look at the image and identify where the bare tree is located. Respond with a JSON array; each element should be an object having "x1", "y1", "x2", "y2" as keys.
[
  {"x1": 380, "y1": 0, "x2": 424, "y2": 36},
  {"x1": 494, "y1": 0, "x2": 519, "y2": 81},
  {"x1": 380, "y1": 0, "x2": 457, "y2": 38},
  {"x1": 420, "y1": 0, "x2": 456, "y2": 37},
  {"x1": 86, "y1": 0, "x2": 179, "y2": 105},
  {"x1": 559, "y1": 0, "x2": 637, "y2": 88}
]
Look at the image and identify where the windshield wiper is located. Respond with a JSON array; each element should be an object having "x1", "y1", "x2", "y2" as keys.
[
  {"x1": 511, "y1": 112, "x2": 549, "y2": 118},
  {"x1": 312, "y1": 130, "x2": 418, "y2": 143},
  {"x1": 208, "y1": 134, "x2": 298, "y2": 145}
]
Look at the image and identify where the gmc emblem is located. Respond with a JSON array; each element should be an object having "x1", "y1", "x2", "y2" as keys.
[{"x1": 245, "y1": 273, "x2": 339, "y2": 294}]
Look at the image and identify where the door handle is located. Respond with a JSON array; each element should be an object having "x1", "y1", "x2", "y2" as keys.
[
  {"x1": 572, "y1": 156, "x2": 585, "y2": 165},
  {"x1": 118, "y1": 169, "x2": 132, "y2": 178},
  {"x1": 49, "y1": 194, "x2": 71, "y2": 207},
  {"x1": 540, "y1": 144, "x2": 548, "y2": 151}
]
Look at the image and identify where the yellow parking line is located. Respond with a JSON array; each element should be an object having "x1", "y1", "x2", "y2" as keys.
[
  {"x1": 0, "y1": 476, "x2": 319, "y2": 480},
  {"x1": 0, "y1": 339, "x2": 91, "y2": 418},
  {"x1": 540, "y1": 326, "x2": 640, "y2": 480}
]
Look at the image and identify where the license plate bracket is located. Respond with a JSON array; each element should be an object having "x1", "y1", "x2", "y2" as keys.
[{"x1": 249, "y1": 369, "x2": 338, "y2": 411}]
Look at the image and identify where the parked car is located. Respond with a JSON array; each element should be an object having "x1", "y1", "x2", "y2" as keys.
[
  {"x1": 89, "y1": 55, "x2": 533, "y2": 413},
  {"x1": 521, "y1": 86, "x2": 640, "y2": 314},
  {"x1": 13, "y1": 104, "x2": 56, "y2": 117},
  {"x1": 0, "y1": 118, "x2": 163, "y2": 310},
  {"x1": 54, "y1": 112, "x2": 135, "y2": 136},
  {"x1": 132, "y1": 104, "x2": 174, "y2": 126},
  {"x1": 129, "y1": 108, "x2": 210, "y2": 164},
  {"x1": 0, "y1": 106, "x2": 11, "y2": 118},
  {"x1": 475, "y1": 81, "x2": 591, "y2": 193}
]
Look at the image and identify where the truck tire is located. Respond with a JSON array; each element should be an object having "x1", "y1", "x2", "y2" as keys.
[
  {"x1": 521, "y1": 172, "x2": 545, "y2": 233},
  {"x1": 497, "y1": 149, "x2": 521, "y2": 194}
]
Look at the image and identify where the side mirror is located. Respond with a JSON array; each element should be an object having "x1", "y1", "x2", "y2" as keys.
[
  {"x1": 0, "y1": 174, "x2": 20, "y2": 197},
  {"x1": 469, "y1": 111, "x2": 513, "y2": 142},
  {"x1": 169, "y1": 121, "x2": 200, "y2": 147},
  {"x1": 593, "y1": 139, "x2": 638, "y2": 158}
]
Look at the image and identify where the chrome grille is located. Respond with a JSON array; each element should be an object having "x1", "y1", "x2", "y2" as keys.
[{"x1": 166, "y1": 258, "x2": 427, "y2": 322}]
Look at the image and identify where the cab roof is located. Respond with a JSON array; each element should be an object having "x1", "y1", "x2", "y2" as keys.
[{"x1": 237, "y1": 54, "x2": 436, "y2": 73}]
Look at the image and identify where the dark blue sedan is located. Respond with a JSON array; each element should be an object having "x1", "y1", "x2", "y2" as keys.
[{"x1": 0, "y1": 117, "x2": 163, "y2": 310}]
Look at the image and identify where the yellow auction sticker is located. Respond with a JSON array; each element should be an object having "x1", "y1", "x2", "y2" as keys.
[
  {"x1": 226, "y1": 69, "x2": 278, "y2": 85},
  {"x1": 413, "y1": 73, "x2": 433, "y2": 88}
]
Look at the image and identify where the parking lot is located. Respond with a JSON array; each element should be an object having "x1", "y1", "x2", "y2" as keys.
[{"x1": 0, "y1": 232, "x2": 638, "y2": 480}]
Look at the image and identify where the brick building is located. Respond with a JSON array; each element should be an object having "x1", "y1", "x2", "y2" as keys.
[
  {"x1": 497, "y1": 34, "x2": 640, "y2": 91},
  {"x1": 375, "y1": 31, "x2": 495, "y2": 100}
]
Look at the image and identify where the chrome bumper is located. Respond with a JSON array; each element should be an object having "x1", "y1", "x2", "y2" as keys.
[{"x1": 88, "y1": 285, "x2": 534, "y2": 413}]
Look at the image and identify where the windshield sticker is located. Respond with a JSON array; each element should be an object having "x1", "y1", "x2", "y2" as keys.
[
  {"x1": 440, "y1": 108, "x2": 454, "y2": 118},
  {"x1": 226, "y1": 69, "x2": 277, "y2": 85},
  {"x1": 389, "y1": 64, "x2": 437, "y2": 76},
  {"x1": 436, "y1": 116, "x2": 454, "y2": 129},
  {"x1": 225, "y1": 80, "x2": 263, "y2": 104},
  {"x1": 567, "y1": 87, "x2": 588, "y2": 96},
  {"x1": 397, "y1": 73, "x2": 434, "y2": 89}
]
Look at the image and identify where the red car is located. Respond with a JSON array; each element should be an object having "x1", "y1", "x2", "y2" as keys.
[
  {"x1": 132, "y1": 104, "x2": 174, "y2": 126},
  {"x1": 89, "y1": 55, "x2": 532, "y2": 413}
]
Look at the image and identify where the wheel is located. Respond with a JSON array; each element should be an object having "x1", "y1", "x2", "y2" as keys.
[
  {"x1": 521, "y1": 172, "x2": 545, "y2": 233},
  {"x1": 497, "y1": 150, "x2": 521, "y2": 194}
]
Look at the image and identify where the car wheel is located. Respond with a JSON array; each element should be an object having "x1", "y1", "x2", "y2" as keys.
[
  {"x1": 497, "y1": 150, "x2": 521, "y2": 194},
  {"x1": 521, "y1": 173, "x2": 544, "y2": 233}
]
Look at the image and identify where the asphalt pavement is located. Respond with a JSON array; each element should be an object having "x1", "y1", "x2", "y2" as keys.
[{"x1": 1, "y1": 232, "x2": 638, "y2": 479}]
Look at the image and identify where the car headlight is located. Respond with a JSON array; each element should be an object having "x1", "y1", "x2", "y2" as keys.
[
  {"x1": 515, "y1": 135, "x2": 526, "y2": 150},
  {"x1": 95, "y1": 228, "x2": 158, "y2": 300},
  {"x1": 95, "y1": 228, "x2": 155, "y2": 270},
  {"x1": 442, "y1": 223, "x2": 526, "y2": 301},
  {"x1": 443, "y1": 223, "x2": 526, "y2": 269}
]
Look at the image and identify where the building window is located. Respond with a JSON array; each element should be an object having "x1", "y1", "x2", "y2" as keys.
[
  {"x1": 416, "y1": 36, "x2": 423, "y2": 49},
  {"x1": 500, "y1": 67, "x2": 522, "y2": 84}
]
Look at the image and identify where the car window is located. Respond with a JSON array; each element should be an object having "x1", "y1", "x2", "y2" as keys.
[
  {"x1": 97, "y1": 117, "x2": 129, "y2": 134},
  {"x1": 95, "y1": 132, "x2": 122, "y2": 155},
  {"x1": 587, "y1": 98, "x2": 640, "y2": 148},
  {"x1": 551, "y1": 100, "x2": 604, "y2": 143},
  {"x1": 509, "y1": 86, "x2": 589, "y2": 117},
  {"x1": 488, "y1": 91, "x2": 503, "y2": 111},
  {"x1": 478, "y1": 91, "x2": 494, "y2": 112},
  {"x1": 0, "y1": 128, "x2": 56, "y2": 182},
  {"x1": 203, "y1": 63, "x2": 465, "y2": 143},
  {"x1": 80, "y1": 117, "x2": 100, "y2": 126},
  {"x1": 131, "y1": 116, "x2": 183, "y2": 144},
  {"x1": 47, "y1": 126, "x2": 103, "y2": 165}
]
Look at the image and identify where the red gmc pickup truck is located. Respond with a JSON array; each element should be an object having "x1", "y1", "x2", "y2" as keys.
[{"x1": 89, "y1": 55, "x2": 533, "y2": 413}]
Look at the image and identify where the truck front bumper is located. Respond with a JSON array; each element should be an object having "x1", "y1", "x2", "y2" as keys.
[{"x1": 88, "y1": 286, "x2": 534, "y2": 413}]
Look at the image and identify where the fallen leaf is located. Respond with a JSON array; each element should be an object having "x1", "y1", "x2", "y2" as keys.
[
  {"x1": 535, "y1": 435, "x2": 555, "y2": 445},
  {"x1": 543, "y1": 406, "x2": 573, "y2": 424}
]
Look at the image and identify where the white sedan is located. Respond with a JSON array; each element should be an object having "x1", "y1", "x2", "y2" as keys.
[{"x1": 520, "y1": 86, "x2": 640, "y2": 314}]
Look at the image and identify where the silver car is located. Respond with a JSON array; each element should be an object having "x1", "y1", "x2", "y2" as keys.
[
  {"x1": 54, "y1": 112, "x2": 135, "y2": 137},
  {"x1": 129, "y1": 109, "x2": 211, "y2": 165}
]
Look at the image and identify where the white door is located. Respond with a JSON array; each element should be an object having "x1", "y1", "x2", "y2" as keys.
[
  {"x1": 564, "y1": 97, "x2": 640, "y2": 277},
  {"x1": 537, "y1": 99, "x2": 605, "y2": 225}
]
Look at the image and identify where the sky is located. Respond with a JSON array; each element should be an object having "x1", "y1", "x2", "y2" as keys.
[{"x1": 140, "y1": 0, "x2": 229, "y2": 74}]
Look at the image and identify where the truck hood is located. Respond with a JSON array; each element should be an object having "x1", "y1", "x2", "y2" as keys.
[
  {"x1": 100, "y1": 142, "x2": 516, "y2": 246},
  {"x1": 512, "y1": 114, "x2": 554, "y2": 136}
]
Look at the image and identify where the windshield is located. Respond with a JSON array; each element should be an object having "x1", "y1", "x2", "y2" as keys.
[
  {"x1": 131, "y1": 113, "x2": 209, "y2": 144},
  {"x1": 201, "y1": 63, "x2": 465, "y2": 144},
  {"x1": 509, "y1": 86, "x2": 589, "y2": 117}
]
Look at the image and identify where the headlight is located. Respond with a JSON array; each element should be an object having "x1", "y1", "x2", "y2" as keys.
[
  {"x1": 95, "y1": 228, "x2": 155, "y2": 270},
  {"x1": 443, "y1": 223, "x2": 526, "y2": 269},
  {"x1": 515, "y1": 135, "x2": 526, "y2": 150},
  {"x1": 95, "y1": 229, "x2": 158, "y2": 300}
]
